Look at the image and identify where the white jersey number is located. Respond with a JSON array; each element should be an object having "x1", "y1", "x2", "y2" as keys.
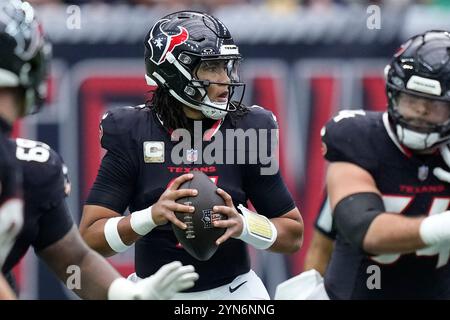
[
  {"x1": 372, "y1": 196, "x2": 450, "y2": 268},
  {"x1": 15, "y1": 138, "x2": 50, "y2": 163}
]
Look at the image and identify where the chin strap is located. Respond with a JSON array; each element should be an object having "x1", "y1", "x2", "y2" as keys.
[{"x1": 395, "y1": 124, "x2": 441, "y2": 150}]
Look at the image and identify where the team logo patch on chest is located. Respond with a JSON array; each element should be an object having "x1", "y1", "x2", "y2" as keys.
[{"x1": 143, "y1": 141, "x2": 164, "y2": 163}]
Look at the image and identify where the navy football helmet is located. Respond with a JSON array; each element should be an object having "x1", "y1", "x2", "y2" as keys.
[
  {"x1": 0, "y1": 0, "x2": 51, "y2": 116},
  {"x1": 385, "y1": 30, "x2": 450, "y2": 150},
  {"x1": 144, "y1": 11, "x2": 245, "y2": 120}
]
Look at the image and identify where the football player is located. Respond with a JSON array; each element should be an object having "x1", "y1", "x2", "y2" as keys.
[
  {"x1": 321, "y1": 30, "x2": 450, "y2": 299},
  {"x1": 0, "y1": 0, "x2": 27, "y2": 299},
  {"x1": 0, "y1": 87, "x2": 23, "y2": 300},
  {"x1": 79, "y1": 11, "x2": 304, "y2": 299},
  {"x1": 0, "y1": 0, "x2": 198, "y2": 300}
]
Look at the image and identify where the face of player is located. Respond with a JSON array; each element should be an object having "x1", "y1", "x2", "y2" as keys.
[
  {"x1": 0, "y1": 87, "x2": 25, "y2": 125},
  {"x1": 183, "y1": 59, "x2": 239, "y2": 120},
  {"x1": 396, "y1": 92, "x2": 450, "y2": 133},
  {"x1": 196, "y1": 59, "x2": 231, "y2": 104}
]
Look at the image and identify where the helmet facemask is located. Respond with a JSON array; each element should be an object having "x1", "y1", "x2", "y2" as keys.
[
  {"x1": 185, "y1": 57, "x2": 245, "y2": 120},
  {"x1": 388, "y1": 90, "x2": 450, "y2": 150}
]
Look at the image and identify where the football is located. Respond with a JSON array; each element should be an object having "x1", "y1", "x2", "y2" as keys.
[{"x1": 172, "y1": 171, "x2": 227, "y2": 261}]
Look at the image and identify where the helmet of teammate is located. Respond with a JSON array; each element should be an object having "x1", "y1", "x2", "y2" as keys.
[
  {"x1": 385, "y1": 30, "x2": 450, "y2": 150},
  {"x1": 144, "y1": 10, "x2": 245, "y2": 120},
  {"x1": 0, "y1": 0, "x2": 51, "y2": 116}
]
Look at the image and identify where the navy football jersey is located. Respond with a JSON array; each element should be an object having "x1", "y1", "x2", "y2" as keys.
[
  {"x1": 0, "y1": 119, "x2": 23, "y2": 269},
  {"x1": 0, "y1": 122, "x2": 22, "y2": 207},
  {"x1": 322, "y1": 110, "x2": 450, "y2": 299},
  {"x1": 86, "y1": 105, "x2": 295, "y2": 291},
  {"x1": 2, "y1": 138, "x2": 74, "y2": 274},
  {"x1": 314, "y1": 194, "x2": 336, "y2": 240}
]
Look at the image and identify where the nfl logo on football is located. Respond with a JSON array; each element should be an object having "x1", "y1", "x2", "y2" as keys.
[{"x1": 201, "y1": 209, "x2": 213, "y2": 228}]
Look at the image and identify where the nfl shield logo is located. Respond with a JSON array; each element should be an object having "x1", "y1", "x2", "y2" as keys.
[
  {"x1": 418, "y1": 165, "x2": 429, "y2": 181},
  {"x1": 186, "y1": 149, "x2": 198, "y2": 162},
  {"x1": 201, "y1": 209, "x2": 213, "y2": 229}
]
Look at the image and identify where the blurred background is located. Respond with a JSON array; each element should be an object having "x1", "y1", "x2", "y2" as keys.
[{"x1": 11, "y1": 0, "x2": 450, "y2": 299}]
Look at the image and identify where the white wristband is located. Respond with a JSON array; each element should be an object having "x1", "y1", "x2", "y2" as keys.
[
  {"x1": 104, "y1": 217, "x2": 130, "y2": 253},
  {"x1": 108, "y1": 277, "x2": 140, "y2": 300},
  {"x1": 130, "y1": 206, "x2": 157, "y2": 236},
  {"x1": 419, "y1": 211, "x2": 450, "y2": 246},
  {"x1": 235, "y1": 204, "x2": 278, "y2": 250}
]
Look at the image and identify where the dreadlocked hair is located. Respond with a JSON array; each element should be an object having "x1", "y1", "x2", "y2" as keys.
[
  {"x1": 146, "y1": 86, "x2": 189, "y2": 130},
  {"x1": 145, "y1": 86, "x2": 249, "y2": 129}
]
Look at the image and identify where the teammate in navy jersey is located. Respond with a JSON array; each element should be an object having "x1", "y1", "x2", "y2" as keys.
[
  {"x1": 79, "y1": 10, "x2": 304, "y2": 299},
  {"x1": 1, "y1": 138, "x2": 71, "y2": 281},
  {"x1": 3, "y1": 137, "x2": 198, "y2": 300},
  {"x1": 0, "y1": 0, "x2": 198, "y2": 300},
  {"x1": 0, "y1": 0, "x2": 29, "y2": 299},
  {"x1": 321, "y1": 30, "x2": 450, "y2": 299},
  {"x1": 0, "y1": 119, "x2": 23, "y2": 299}
]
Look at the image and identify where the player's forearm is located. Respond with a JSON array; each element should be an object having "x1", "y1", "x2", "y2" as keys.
[
  {"x1": 80, "y1": 205, "x2": 146, "y2": 257},
  {"x1": 81, "y1": 216, "x2": 142, "y2": 257},
  {"x1": 303, "y1": 232, "x2": 334, "y2": 276},
  {"x1": 71, "y1": 250, "x2": 122, "y2": 300},
  {"x1": 0, "y1": 274, "x2": 16, "y2": 300},
  {"x1": 80, "y1": 218, "x2": 117, "y2": 257},
  {"x1": 39, "y1": 227, "x2": 121, "y2": 300},
  {"x1": 270, "y1": 211, "x2": 304, "y2": 253},
  {"x1": 303, "y1": 251, "x2": 330, "y2": 276},
  {"x1": 363, "y1": 213, "x2": 426, "y2": 254}
]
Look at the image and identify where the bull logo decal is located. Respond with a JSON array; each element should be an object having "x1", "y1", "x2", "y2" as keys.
[{"x1": 148, "y1": 19, "x2": 189, "y2": 65}]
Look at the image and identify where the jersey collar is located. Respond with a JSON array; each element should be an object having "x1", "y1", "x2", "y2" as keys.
[{"x1": 155, "y1": 111, "x2": 224, "y2": 142}]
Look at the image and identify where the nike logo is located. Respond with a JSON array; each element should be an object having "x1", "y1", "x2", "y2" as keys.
[{"x1": 229, "y1": 281, "x2": 247, "y2": 293}]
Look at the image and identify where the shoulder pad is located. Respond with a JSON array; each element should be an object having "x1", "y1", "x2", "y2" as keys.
[
  {"x1": 321, "y1": 110, "x2": 380, "y2": 169},
  {"x1": 238, "y1": 105, "x2": 278, "y2": 130},
  {"x1": 100, "y1": 105, "x2": 148, "y2": 152},
  {"x1": 12, "y1": 138, "x2": 69, "y2": 206},
  {"x1": 100, "y1": 105, "x2": 145, "y2": 136}
]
